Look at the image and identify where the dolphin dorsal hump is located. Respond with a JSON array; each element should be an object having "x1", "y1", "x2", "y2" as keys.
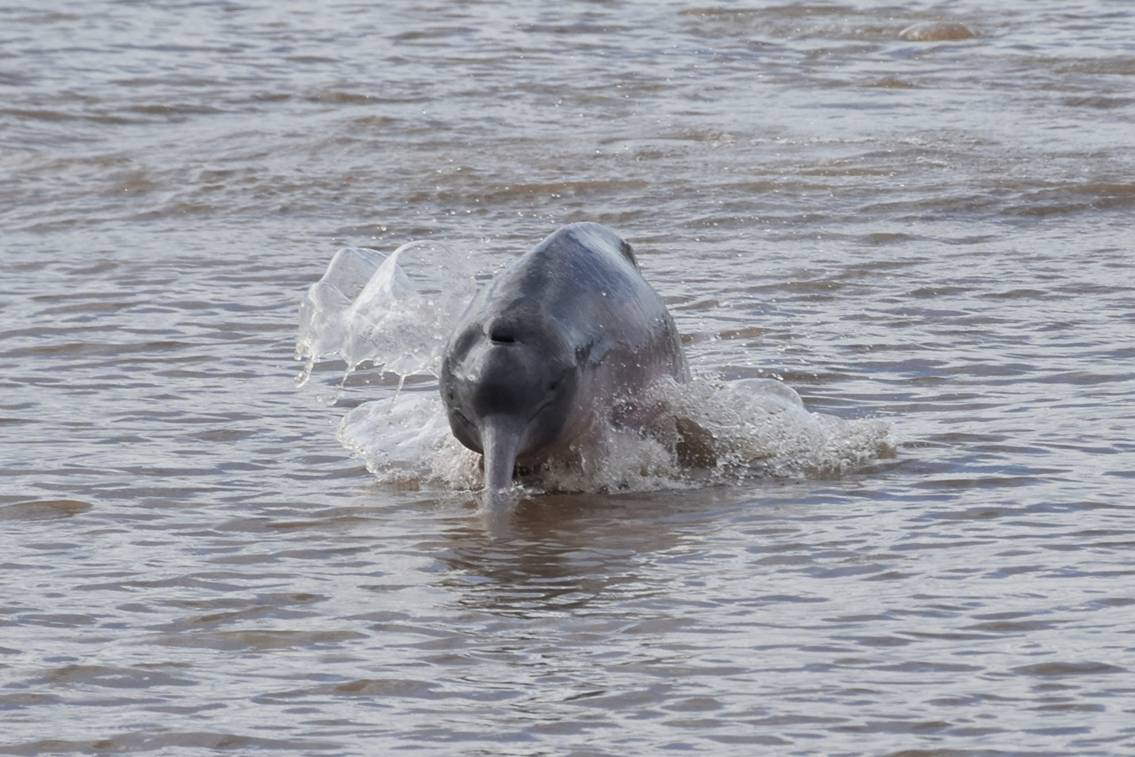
[{"x1": 558, "y1": 222, "x2": 638, "y2": 269}]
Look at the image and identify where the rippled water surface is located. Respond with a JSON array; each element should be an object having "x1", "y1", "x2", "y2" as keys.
[{"x1": 3, "y1": 1, "x2": 1134, "y2": 754}]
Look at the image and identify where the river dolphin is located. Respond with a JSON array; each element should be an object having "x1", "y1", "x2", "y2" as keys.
[{"x1": 439, "y1": 223, "x2": 695, "y2": 507}]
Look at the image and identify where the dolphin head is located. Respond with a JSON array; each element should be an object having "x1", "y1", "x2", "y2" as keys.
[{"x1": 439, "y1": 305, "x2": 581, "y2": 504}]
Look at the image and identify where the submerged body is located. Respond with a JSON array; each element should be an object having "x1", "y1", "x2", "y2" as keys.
[{"x1": 439, "y1": 223, "x2": 688, "y2": 505}]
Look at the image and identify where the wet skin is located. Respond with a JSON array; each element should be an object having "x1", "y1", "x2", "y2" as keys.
[{"x1": 439, "y1": 223, "x2": 687, "y2": 507}]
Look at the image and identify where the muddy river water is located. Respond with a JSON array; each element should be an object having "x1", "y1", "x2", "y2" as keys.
[{"x1": 2, "y1": 1, "x2": 1134, "y2": 753}]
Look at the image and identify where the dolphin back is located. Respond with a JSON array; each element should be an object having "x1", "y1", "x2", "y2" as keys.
[
  {"x1": 505, "y1": 222, "x2": 687, "y2": 383},
  {"x1": 549, "y1": 221, "x2": 638, "y2": 268}
]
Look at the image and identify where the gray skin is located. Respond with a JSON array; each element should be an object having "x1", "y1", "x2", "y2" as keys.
[{"x1": 439, "y1": 223, "x2": 688, "y2": 506}]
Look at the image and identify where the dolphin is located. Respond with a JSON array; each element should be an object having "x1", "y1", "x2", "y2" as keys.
[{"x1": 439, "y1": 223, "x2": 695, "y2": 507}]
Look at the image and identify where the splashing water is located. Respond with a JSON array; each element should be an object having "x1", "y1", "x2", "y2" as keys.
[
  {"x1": 661, "y1": 376, "x2": 895, "y2": 480},
  {"x1": 336, "y1": 376, "x2": 894, "y2": 495},
  {"x1": 299, "y1": 242, "x2": 894, "y2": 496},
  {"x1": 295, "y1": 241, "x2": 480, "y2": 385}
]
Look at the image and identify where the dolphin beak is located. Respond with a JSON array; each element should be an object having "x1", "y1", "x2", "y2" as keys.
[{"x1": 480, "y1": 415, "x2": 525, "y2": 507}]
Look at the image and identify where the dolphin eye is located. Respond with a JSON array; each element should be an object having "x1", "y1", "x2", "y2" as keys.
[{"x1": 452, "y1": 326, "x2": 479, "y2": 355}]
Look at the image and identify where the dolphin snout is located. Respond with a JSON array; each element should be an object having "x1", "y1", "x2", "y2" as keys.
[{"x1": 480, "y1": 414, "x2": 526, "y2": 504}]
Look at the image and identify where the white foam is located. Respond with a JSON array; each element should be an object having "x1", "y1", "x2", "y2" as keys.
[{"x1": 664, "y1": 377, "x2": 894, "y2": 479}]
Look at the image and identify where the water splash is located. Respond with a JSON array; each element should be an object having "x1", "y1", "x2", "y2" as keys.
[
  {"x1": 300, "y1": 242, "x2": 893, "y2": 497},
  {"x1": 662, "y1": 377, "x2": 894, "y2": 479},
  {"x1": 338, "y1": 390, "x2": 481, "y2": 490},
  {"x1": 336, "y1": 375, "x2": 893, "y2": 496},
  {"x1": 295, "y1": 241, "x2": 479, "y2": 386}
]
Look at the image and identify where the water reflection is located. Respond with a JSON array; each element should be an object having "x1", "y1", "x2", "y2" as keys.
[{"x1": 433, "y1": 493, "x2": 705, "y2": 616}]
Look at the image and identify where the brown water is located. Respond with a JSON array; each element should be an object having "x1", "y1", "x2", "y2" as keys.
[{"x1": 3, "y1": 1, "x2": 1135, "y2": 754}]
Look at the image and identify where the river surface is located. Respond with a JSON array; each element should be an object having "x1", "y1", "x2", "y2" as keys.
[{"x1": 3, "y1": 1, "x2": 1134, "y2": 754}]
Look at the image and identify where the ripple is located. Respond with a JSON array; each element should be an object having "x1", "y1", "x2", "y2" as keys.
[
  {"x1": 1, "y1": 733, "x2": 340, "y2": 755},
  {"x1": 898, "y1": 22, "x2": 979, "y2": 42},
  {"x1": 0, "y1": 499, "x2": 91, "y2": 521},
  {"x1": 1012, "y1": 662, "x2": 1127, "y2": 678}
]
